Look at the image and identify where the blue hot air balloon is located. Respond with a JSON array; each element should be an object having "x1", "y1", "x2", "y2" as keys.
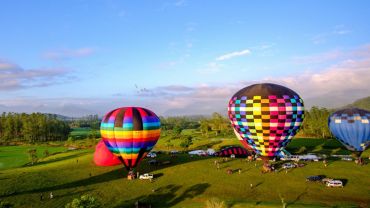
[{"x1": 328, "y1": 108, "x2": 370, "y2": 157}]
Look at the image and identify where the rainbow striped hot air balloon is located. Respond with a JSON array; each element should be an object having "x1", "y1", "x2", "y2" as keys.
[{"x1": 100, "y1": 107, "x2": 161, "y2": 177}]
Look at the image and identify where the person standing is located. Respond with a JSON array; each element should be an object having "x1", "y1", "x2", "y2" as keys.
[{"x1": 50, "y1": 192, "x2": 53, "y2": 199}]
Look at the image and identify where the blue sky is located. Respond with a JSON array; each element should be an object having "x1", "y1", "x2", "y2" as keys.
[{"x1": 1, "y1": 1, "x2": 370, "y2": 116}]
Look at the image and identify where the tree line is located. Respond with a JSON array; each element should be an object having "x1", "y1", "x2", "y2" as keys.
[
  {"x1": 161, "y1": 107, "x2": 334, "y2": 139},
  {"x1": 0, "y1": 106, "x2": 334, "y2": 145},
  {"x1": 69, "y1": 114, "x2": 100, "y2": 129},
  {"x1": 0, "y1": 112, "x2": 71, "y2": 144}
]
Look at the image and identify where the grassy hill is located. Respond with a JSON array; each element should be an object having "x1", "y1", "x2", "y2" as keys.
[
  {"x1": 344, "y1": 96, "x2": 370, "y2": 111},
  {"x1": 0, "y1": 139, "x2": 369, "y2": 208}
]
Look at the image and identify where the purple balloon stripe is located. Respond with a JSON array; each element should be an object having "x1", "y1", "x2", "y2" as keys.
[{"x1": 105, "y1": 140, "x2": 157, "y2": 149}]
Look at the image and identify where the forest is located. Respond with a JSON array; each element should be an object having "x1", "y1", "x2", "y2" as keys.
[
  {"x1": 0, "y1": 113, "x2": 71, "y2": 144},
  {"x1": 0, "y1": 106, "x2": 334, "y2": 144}
]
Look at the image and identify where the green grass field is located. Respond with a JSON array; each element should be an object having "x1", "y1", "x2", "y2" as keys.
[
  {"x1": 69, "y1": 128, "x2": 101, "y2": 139},
  {"x1": 0, "y1": 145, "x2": 67, "y2": 170},
  {"x1": 0, "y1": 138, "x2": 369, "y2": 207}
]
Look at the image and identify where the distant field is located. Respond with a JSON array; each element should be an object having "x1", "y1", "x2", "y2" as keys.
[
  {"x1": 69, "y1": 128, "x2": 101, "y2": 139},
  {"x1": 0, "y1": 149, "x2": 369, "y2": 207},
  {"x1": 0, "y1": 145, "x2": 67, "y2": 170}
]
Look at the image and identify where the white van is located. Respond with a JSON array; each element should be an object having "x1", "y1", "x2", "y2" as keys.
[{"x1": 326, "y1": 180, "x2": 343, "y2": 187}]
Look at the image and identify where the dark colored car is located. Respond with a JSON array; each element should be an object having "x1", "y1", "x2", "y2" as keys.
[
  {"x1": 306, "y1": 175, "x2": 325, "y2": 182},
  {"x1": 148, "y1": 159, "x2": 159, "y2": 165}
]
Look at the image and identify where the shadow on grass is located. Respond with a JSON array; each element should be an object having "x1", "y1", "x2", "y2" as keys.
[
  {"x1": 286, "y1": 138, "x2": 350, "y2": 155},
  {"x1": 22, "y1": 152, "x2": 89, "y2": 168},
  {"x1": 115, "y1": 183, "x2": 210, "y2": 208},
  {"x1": 253, "y1": 181, "x2": 263, "y2": 189},
  {"x1": 0, "y1": 167, "x2": 125, "y2": 197},
  {"x1": 2, "y1": 154, "x2": 210, "y2": 198},
  {"x1": 286, "y1": 187, "x2": 308, "y2": 207},
  {"x1": 55, "y1": 189, "x2": 94, "y2": 198}
]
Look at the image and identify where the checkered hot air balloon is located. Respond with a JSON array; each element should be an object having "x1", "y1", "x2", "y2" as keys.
[
  {"x1": 100, "y1": 107, "x2": 161, "y2": 176},
  {"x1": 328, "y1": 108, "x2": 370, "y2": 157},
  {"x1": 228, "y1": 83, "x2": 305, "y2": 159}
]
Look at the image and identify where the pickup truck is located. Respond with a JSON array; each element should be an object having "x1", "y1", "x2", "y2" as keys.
[{"x1": 139, "y1": 173, "x2": 154, "y2": 180}]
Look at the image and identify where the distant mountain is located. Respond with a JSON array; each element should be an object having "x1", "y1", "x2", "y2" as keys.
[
  {"x1": 344, "y1": 96, "x2": 370, "y2": 111},
  {"x1": 44, "y1": 113, "x2": 75, "y2": 121}
]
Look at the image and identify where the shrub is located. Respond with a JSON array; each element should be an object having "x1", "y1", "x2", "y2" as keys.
[
  {"x1": 205, "y1": 198, "x2": 227, "y2": 208},
  {"x1": 65, "y1": 194, "x2": 100, "y2": 208},
  {"x1": 0, "y1": 200, "x2": 13, "y2": 208}
]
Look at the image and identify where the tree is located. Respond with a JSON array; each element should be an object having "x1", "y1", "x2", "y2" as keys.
[
  {"x1": 65, "y1": 194, "x2": 100, "y2": 208},
  {"x1": 44, "y1": 149, "x2": 50, "y2": 158},
  {"x1": 180, "y1": 135, "x2": 193, "y2": 151},
  {"x1": 165, "y1": 138, "x2": 174, "y2": 151},
  {"x1": 199, "y1": 119, "x2": 210, "y2": 138},
  {"x1": 28, "y1": 149, "x2": 38, "y2": 165},
  {"x1": 172, "y1": 125, "x2": 183, "y2": 136}
]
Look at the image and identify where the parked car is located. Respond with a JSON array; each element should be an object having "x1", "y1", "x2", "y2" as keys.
[
  {"x1": 148, "y1": 159, "x2": 159, "y2": 165},
  {"x1": 161, "y1": 160, "x2": 171, "y2": 165},
  {"x1": 299, "y1": 154, "x2": 321, "y2": 161},
  {"x1": 188, "y1": 150, "x2": 207, "y2": 156},
  {"x1": 282, "y1": 163, "x2": 296, "y2": 169},
  {"x1": 321, "y1": 178, "x2": 334, "y2": 184},
  {"x1": 147, "y1": 152, "x2": 157, "y2": 158},
  {"x1": 170, "y1": 150, "x2": 179, "y2": 154},
  {"x1": 306, "y1": 175, "x2": 325, "y2": 182},
  {"x1": 326, "y1": 180, "x2": 343, "y2": 187},
  {"x1": 139, "y1": 173, "x2": 154, "y2": 180},
  {"x1": 341, "y1": 157, "x2": 353, "y2": 161}
]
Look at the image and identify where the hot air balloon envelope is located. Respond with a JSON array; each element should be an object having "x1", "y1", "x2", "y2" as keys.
[
  {"x1": 100, "y1": 107, "x2": 161, "y2": 170},
  {"x1": 94, "y1": 140, "x2": 121, "y2": 166},
  {"x1": 228, "y1": 83, "x2": 305, "y2": 158},
  {"x1": 328, "y1": 108, "x2": 370, "y2": 154},
  {"x1": 216, "y1": 146, "x2": 251, "y2": 158}
]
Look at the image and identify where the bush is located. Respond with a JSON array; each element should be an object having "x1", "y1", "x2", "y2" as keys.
[
  {"x1": 44, "y1": 149, "x2": 50, "y2": 157},
  {"x1": 0, "y1": 200, "x2": 12, "y2": 208},
  {"x1": 205, "y1": 198, "x2": 227, "y2": 208},
  {"x1": 65, "y1": 194, "x2": 100, "y2": 208}
]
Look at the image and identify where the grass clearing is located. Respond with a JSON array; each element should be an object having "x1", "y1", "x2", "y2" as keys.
[
  {"x1": 0, "y1": 138, "x2": 369, "y2": 207},
  {"x1": 0, "y1": 145, "x2": 67, "y2": 170}
]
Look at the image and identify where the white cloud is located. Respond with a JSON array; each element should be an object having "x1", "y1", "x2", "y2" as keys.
[
  {"x1": 216, "y1": 49, "x2": 251, "y2": 61},
  {"x1": 1, "y1": 45, "x2": 369, "y2": 117},
  {"x1": 0, "y1": 59, "x2": 73, "y2": 91},
  {"x1": 292, "y1": 49, "x2": 344, "y2": 65},
  {"x1": 43, "y1": 47, "x2": 95, "y2": 60}
]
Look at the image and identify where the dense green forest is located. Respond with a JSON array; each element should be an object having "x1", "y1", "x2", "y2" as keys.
[
  {"x1": 69, "y1": 114, "x2": 100, "y2": 130},
  {"x1": 161, "y1": 107, "x2": 334, "y2": 139},
  {"x1": 0, "y1": 113, "x2": 70, "y2": 144},
  {"x1": 1, "y1": 103, "x2": 367, "y2": 145}
]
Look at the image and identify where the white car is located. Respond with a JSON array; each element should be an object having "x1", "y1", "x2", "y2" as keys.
[
  {"x1": 139, "y1": 173, "x2": 154, "y2": 180},
  {"x1": 147, "y1": 152, "x2": 157, "y2": 158},
  {"x1": 188, "y1": 150, "x2": 207, "y2": 156},
  {"x1": 282, "y1": 163, "x2": 296, "y2": 169},
  {"x1": 326, "y1": 180, "x2": 343, "y2": 187},
  {"x1": 341, "y1": 157, "x2": 352, "y2": 161}
]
